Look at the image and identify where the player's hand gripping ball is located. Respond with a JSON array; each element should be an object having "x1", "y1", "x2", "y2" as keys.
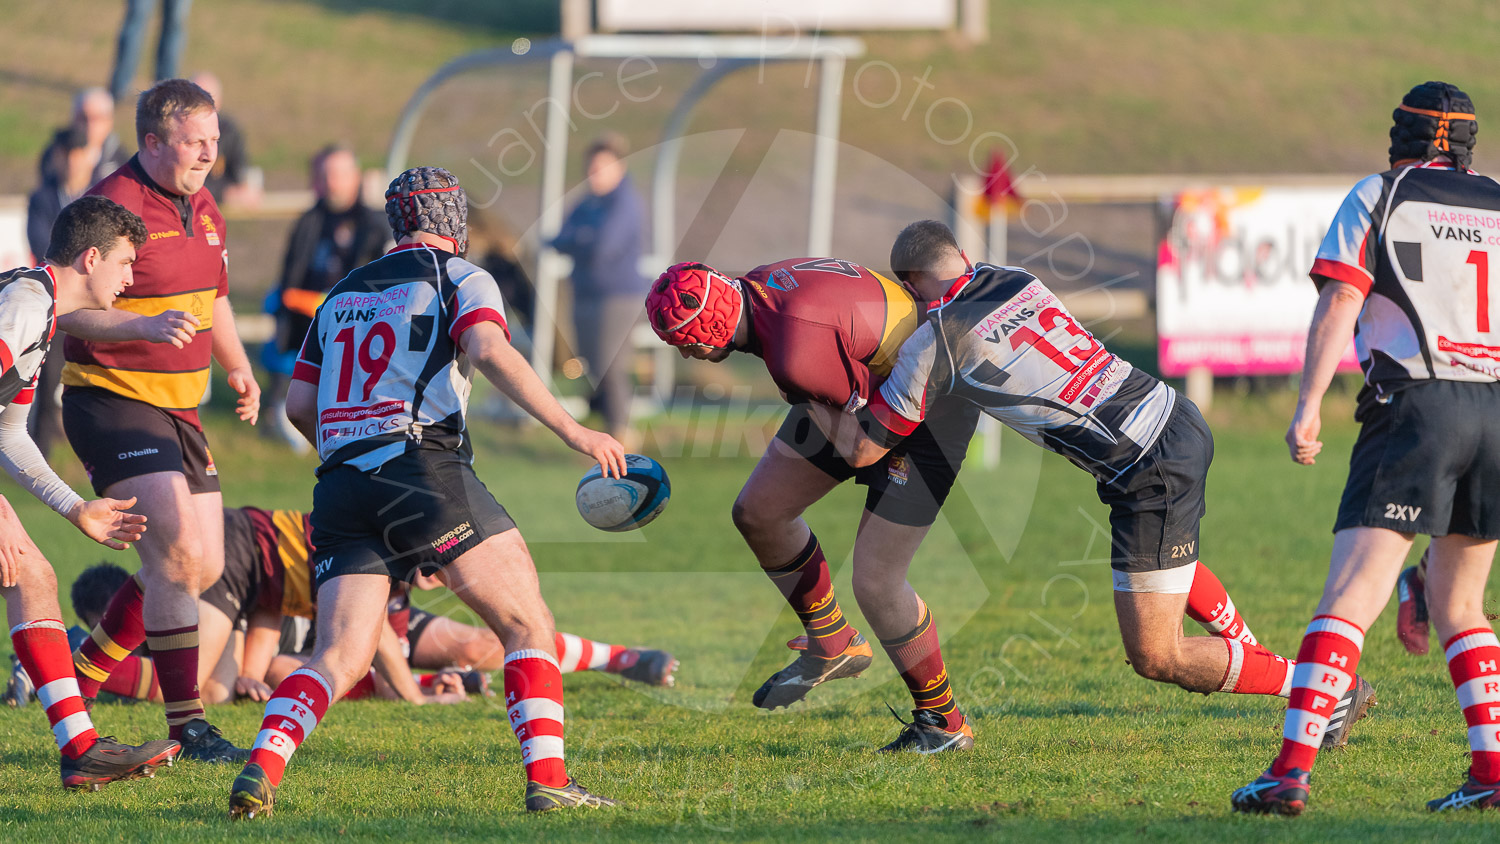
[{"x1": 575, "y1": 454, "x2": 671, "y2": 531}]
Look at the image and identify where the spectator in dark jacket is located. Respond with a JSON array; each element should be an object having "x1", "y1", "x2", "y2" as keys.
[
  {"x1": 36, "y1": 88, "x2": 126, "y2": 191},
  {"x1": 549, "y1": 133, "x2": 648, "y2": 445},
  {"x1": 24, "y1": 126, "x2": 98, "y2": 458},
  {"x1": 262, "y1": 144, "x2": 387, "y2": 449}
]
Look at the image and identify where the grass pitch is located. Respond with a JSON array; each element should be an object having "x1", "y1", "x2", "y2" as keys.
[{"x1": 0, "y1": 390, "x2": 1493, "y2": 841}]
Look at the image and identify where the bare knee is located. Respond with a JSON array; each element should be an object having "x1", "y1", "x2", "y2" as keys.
[
  {"x1": 457, "y1": 634, "x2": 504, "y2": 668},
  {"x1": 18, "y1": 553, "x2": 57, "y2": 594},
  {"x1": 142, "y1": 535, "x2": 208, "y2": 594},
  {"x1": 730, "y1": 495, "x2": 761, "y2": 538},
  {"x1": 1123, "y1": 638, "x2": 1183, "y2": 684},
  {"x1": 851, "y1": 567, "x2": 896, "y2": 612}
]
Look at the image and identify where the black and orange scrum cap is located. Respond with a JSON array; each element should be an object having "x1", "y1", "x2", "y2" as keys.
[{"x1": 1390, "y1": 81, "x2": 1478, "y2": 169}]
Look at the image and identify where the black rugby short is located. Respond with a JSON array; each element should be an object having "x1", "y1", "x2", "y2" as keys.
[
  {"x1": 63, "y1": 387, "x2": 220, "y2": 496},
  {"x1": 775, "y1": 398, "x2": 979, "y2": 527},
  {"x1": 199, "y1": 507, "x2": 262, "y2": 631},
  {"x1": 1098, "y1": 397, "x2": 1213, "y2": 581},
  {"x1": 309, "y1": 449, "x2": 517, "y2": 589},
  {"x1": 1337, "y1": 380, "x2": 1500, "y2": 539}
]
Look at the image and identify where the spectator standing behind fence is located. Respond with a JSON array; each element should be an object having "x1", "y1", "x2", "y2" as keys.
[
  {"x1": 27, "y1": 90, "x2": 127, "y2": 459},
  {"x1": 37, "y1": 89, "x2": 127, "y2": 191},
  {"x1": 25, "y1": 128, "x2": 98, "y2": 458},
  {"x1": 549, "y1": 134, "x2": 648, "y2": 447},
  {"x1": 262, "y1": 145, "x2": 387, "y2": 451},
  {"x1": 108, "y1": 0, "x2": 192, "y2": 102},
  {"x1": 190, "y1": 73, "x2": 259, "y2": 209}
]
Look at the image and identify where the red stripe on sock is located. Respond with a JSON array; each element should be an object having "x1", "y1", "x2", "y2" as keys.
[
  {"x1": 1272, "y1": 616, "x2": 1363, "y2": 776},
  {"x1": 343, "y1": 671, "x2": 377, "y2": 701},
  {"x1": 248, "y1": 669, "x2": 332, "y2": 786},
  {"x1": 12, "y1": 621, "x2": 98, "y2": 758},
  {"x1": 1185, "y1": 561, "x2": 1257, "y2": 644},
  {"x1": 1445, "y1": 627, "x2": 1500, "y2": 783},
  {"x1": 504, "y1": 655, "x2": 568, "y2": 788}
]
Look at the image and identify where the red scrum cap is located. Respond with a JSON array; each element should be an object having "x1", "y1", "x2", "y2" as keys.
[{"x1": 645, "y1": 262, "x2": 743, "y2": 347}]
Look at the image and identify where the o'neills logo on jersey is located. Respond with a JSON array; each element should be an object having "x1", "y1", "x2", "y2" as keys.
[
  {"x1": 148, "y1": 230, "x2": 181, "y2": 241},
  {"x1": 118, "y1": 448, "x2": 160, "y2": 460},
  {"x1": 431, "y1": 522, "x2": 473, "y2": 554}
]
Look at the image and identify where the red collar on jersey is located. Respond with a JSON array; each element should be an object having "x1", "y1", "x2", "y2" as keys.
[{"x1": 926, "y1": 250, "x2": 977, "y2": 311}]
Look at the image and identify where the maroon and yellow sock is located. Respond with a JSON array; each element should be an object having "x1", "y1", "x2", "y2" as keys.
[
  {"x1": 879, "y1": 599, "x2": 963, "y2": 731},
  {"x1": 147, "y1": 625, "x2": 204, "y2": 740},
  {"x1": 100, "y1": 654, "x2": 160, "y2": 701},
  {"x1": 72, "y1": 574, "x2": 147, "y2": 698},
  {"x1": 764, "y1": 533, "x2": 857, "y2": 658}
]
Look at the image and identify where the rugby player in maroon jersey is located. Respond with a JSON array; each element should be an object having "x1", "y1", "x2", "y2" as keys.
[{"x1": 647, "y1": 257, "x2": 981, "y2": 752}]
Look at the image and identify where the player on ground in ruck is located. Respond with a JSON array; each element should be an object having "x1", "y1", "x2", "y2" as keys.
[
  {"x1": 57, "y1": 509, "x2": 675, "y2": 706},
  {"x1": 229, "y1": 167, "x2": 627, "y2": 819},
  {"x1": 61, "y1": 79, "x2": 261, "y2": 763},
  {"x1": 645, "y1": 257, "x2": 984, "y2": 752},
  {"x1": 0, "y1": 195, "x2": 180, "y2": 788},
  {"x1": 390, "y1": 572, "x2": 678, "y2": 688},
  {"x1": 1232, "y1": 81, "x2": 1500, "y2": 815},
  {"x1": 821, "y1": 221, "x2": 1377, "y2": 746}
]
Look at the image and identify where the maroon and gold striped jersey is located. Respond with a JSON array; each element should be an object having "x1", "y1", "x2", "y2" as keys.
[
  {"x1": 739, "y1": 258, "x2": 918, "y2": 411},
  {"x1": 63, "y1": 157, "x2": 228, "y2": 427}
]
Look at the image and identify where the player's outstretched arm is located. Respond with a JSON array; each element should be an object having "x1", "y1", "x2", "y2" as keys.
[
  {"x1": 0, "y1": 401, "x2": 146, "y2": 549},
  {"x1": 1288, "y1": 279, "x2": 1364, "y2": 465},
  {"x1": 58, "y1": 307, "x2": 199, "y2": 346},
  {"x1": 371, "y1": 616, "x2": 465, "y2": 705},
  {"x1": 210, "y1": 296, "x2": 261, "y2": 425},
  {"x1": 462, "y1": 321, "x2": 626, "y2": 478},
  {"x1": 236, "y1": 607, "x2": 285, "y2": 702}
]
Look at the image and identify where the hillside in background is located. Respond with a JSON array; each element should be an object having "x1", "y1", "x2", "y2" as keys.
[{"x1": 1, "y1": 0, "x2": 1497, "y2": 194}]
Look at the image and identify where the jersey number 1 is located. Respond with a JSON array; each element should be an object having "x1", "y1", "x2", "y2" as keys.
[
  {"x1": 1468, "y1": 250, "x2": 1490, "y2": 333},
  {"x1": 334, "y1": 323, "x2": 395, "y2": 402}
]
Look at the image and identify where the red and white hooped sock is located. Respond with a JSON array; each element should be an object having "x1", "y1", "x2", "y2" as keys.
[
  {"x1": 12, "y1": 619, "x2": 99, "y2": 758},
  {"x1": 555, "y1": 632, "x2": 625, "y2": 674},
  {"x1": 504, "y1": 649, "x2": 568, "y2": 787},
  {"x1": 1445, "y1": 627, "x2": 1500, "y2": 783},
  {"x1": 1273, "y1": 615, "x2": 1364, "y2": 776},
  {"x1": 247, "y1": 667, "x2": 333, "y2": 786},
  {"x1": 1217, "y1": 638, "x2": 1295, "y2": 697},
  {"x1": 1185, "y1": 561, "x2": 1259, "y2": 645}
]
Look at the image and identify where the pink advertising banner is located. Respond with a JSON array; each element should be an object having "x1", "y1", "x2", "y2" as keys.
[{"x1": 1156, "y1": 187, "x2": 1358, "y2": 376}]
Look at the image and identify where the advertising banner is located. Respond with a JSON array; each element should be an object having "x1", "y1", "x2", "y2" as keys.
[{"x1": 1156, "y1": 186, "x2": 1359, "y2": 376}]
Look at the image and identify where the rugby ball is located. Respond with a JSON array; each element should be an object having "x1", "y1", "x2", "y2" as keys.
[{"x1": 575, "y1": 454, "x2": 671, "y2": 532}]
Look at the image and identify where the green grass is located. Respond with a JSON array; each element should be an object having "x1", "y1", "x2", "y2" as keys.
[{"x1": 0, "y1": 388, "x2": 1492, "y2": 840}]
